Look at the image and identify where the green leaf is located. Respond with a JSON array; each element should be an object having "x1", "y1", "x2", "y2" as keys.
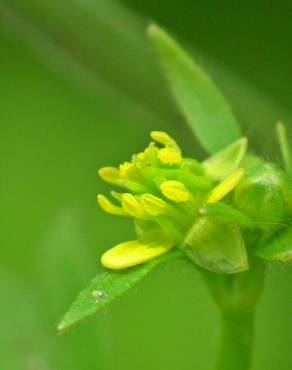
[
  {"x1": 147, "y1": 24, "x2": 242, "y2": 154},
  {"x1": 203, "y1": 138, "x2": 247, "y2": 180},
  {"x1": 257, "y1": 228, "x2": 292, "y2": 261},
  {"x1": 181, "y1": 217, "x2": 248, "y2": 274},
  {"x1": 58, "y1": 249, "x2": 183, "y2": 332}
]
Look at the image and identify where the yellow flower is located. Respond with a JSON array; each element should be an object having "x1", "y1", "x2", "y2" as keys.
[{"x1": 98, "y1": 131, "x2": 247, "y2": 271}]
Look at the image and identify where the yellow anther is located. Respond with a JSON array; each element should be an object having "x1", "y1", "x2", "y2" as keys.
[
  {"x1": 119, "y1": 162, "x2": 136, "y2": 178},
  {"x1": 101, "y1": 231, "x2": 172, "y2": 269},
  {"x1": 97, "y1": 194, "x2": 127, "y2": 216},
  {"x1": 141, "y1": 194, "x2": 167, "y2": 216},
  {"x1": 150, "y1": 131, "x2": 181, "y2": 152},
  {"x1": 158, "y1": 147, "x2": 182, "y2": 165},
  {"x1": 160, "y1": 180, "x2": 190, "y2": 202},
  {"x1": 98, "y1": 167, "x2": 120, "y2": 184},
  {"x1": 121, "y1": 193, "x2": 146, "y2": 218},
  {"x1": 207, "y1": 168, "x2": 245, "y2": 204}
]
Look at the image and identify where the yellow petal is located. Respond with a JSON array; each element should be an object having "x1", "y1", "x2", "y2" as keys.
[
  {"x1": 158, "y1": 147, "x2": 182, "y2": 165},
  {"x1": 101, "y1": 233, "x2": 173, "y2": 269},
  {"x1": 160, "y1": 180, "x2": 190, "y2": 202},
  {"x1": 207, "y1": 168, "x2": 245, "y2": 204},
  {"x1": 97, "y1": 195, "x2": 127, "y2": 216}
]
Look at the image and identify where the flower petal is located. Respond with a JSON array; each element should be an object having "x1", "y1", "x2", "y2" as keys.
[
  {"x1": 101, "y1": 232, "x2": 173, "y2": 269},
  {"x1": 207, "y1": 168, "x2": 244, "y2": 203}
]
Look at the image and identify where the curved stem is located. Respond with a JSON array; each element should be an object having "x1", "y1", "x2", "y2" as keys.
[{"x1": 216, "y1": 309, "x2": 254, "y2": 370}]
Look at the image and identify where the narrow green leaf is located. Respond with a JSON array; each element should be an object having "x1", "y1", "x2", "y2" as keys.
[
  {"x1": 276, "y1": 122, "x2": 292, "y2": 175},
  {"x1": 203, "y1": 138, "x2": 247, "y2": 180},
  {"x1": 58, "y1": 249, "x2": 183, "y2": 332},
  {"x1": 147, "y1": 24, "x2": 242, "y2": 154},
  {"x1": 181, "y1": 217, "x2": 248, "y2": 274},
  {"x1": 257, "y1": 228, "x2": 292, "y2": 261}
]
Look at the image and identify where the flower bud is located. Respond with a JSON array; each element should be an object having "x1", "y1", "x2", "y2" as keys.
[{"x1": 233, "y1": 163, "x2": 285, "y2": 226}]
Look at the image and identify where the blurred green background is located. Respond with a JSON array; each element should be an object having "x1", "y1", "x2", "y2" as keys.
[{"x1": 0, "y1": 1, "x2": 291, "y2": 369}]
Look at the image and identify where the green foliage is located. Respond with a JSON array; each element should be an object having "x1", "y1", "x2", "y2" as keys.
[
  {"x1": 58, "y1": 250, "x2": 183, "y2": 332},
  {"x1": 147, "y1": 24, "x2": 242, "y2": 154}
]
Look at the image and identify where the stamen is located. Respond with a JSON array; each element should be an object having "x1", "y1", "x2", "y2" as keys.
[
  {"x1": 141, "y1": 194, "x2": 167, "y2": 216},
  {"x1": 97, "y1": 194, "x2": 127, "y2": 216},
  {"x1": 150, "y1": 131, "x2": 181, "y2": 153},
  {"x1": 98, "y1": 167, "x2": 120, "y2": 185},
  {"x1": 110, "y1": 191, "x2": 123, "y2": 202},
  {"x1": 160, "y1": 180, "x2": 190, "y2": 202},
  {"x1": 158, "y1": 147, "x2": 182, "y2": 165},
  {"x1": 119, "y1": 162, "x2": 136, "y2": 178},
  {"x1": 121, "y1": 193, "x2": 147, "y2": 219}
]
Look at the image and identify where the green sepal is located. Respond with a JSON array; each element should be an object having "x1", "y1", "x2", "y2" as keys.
[
  {"x1": 181, "y1": 217, "x2": 248, "y2": 274},
  {"x1": 199, "y1": 202, "x2": 252, "y2": 227},
  {"x1": 203, "y1": 138, "x2": 247, "y2": 180},
  {"x1": 257, "y1": 227, "x2": 292, "y2": 261},
  {"x1": 147, "y1": 24, "x2": 242, "y2": 154}
]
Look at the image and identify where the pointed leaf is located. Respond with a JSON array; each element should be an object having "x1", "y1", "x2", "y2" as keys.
[
  {"x1": 181, "y1": 217, "x2": 248, "y2": 274},
  {"x1": 203, "y1": 138, "x2": 247, "y2": 180},
  {"x1": 58, "y1": 249, "x2": 183, "y2": 332},
  {"x1": 147, "y1": 24, "x2": 242, "y2": 154},
  {"x1": 257, "y1": 228, "x2": 292, "y2": 261}
]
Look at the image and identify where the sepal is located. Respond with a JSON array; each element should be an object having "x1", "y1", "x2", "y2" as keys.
[{"x1": 181, "y1": 218, "x2": 248, "y2": 274}]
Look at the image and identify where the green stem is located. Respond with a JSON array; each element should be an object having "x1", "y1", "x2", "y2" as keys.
[
  {"x1": 216, "y1": 308, "x2": 254, "y2": 370},
  {"x1": 201, "y1": 255, "x2": 265, "y2": 370}
]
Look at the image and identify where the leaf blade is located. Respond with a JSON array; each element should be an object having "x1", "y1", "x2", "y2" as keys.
[
  {"x1": 58, "y1": 249, "x2": 183, "y2": 332},
  {"x1": 147, "y1": 24, "x2": 242, "y2": 154}
]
